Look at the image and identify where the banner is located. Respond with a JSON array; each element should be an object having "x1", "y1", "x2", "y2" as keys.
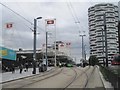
[
  {"x1": 6, "y1": 23, "x2": 13, "y2": 29},
  {"x1": 46, "y1": 20, "x2": 54, "y2": 24},
  {"x1": 0, "y1": 46, "x2": 16, "y2": 61}
]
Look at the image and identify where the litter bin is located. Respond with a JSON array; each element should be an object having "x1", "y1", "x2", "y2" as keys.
[{"x1": 41, "y1": 64, "x2": 47, "y2": 72}]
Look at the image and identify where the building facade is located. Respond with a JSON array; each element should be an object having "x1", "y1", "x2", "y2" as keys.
[
  {"x1": 88, "y1": 3, "x2": 119, "y2": 64},
  {"x1": 118, "y1": 1, "x2": 120, "y2": 54}
]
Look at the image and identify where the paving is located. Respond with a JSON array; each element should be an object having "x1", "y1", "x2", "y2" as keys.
[
  {"x1": 86, "y1": 66, "x2": 104, "y2": 88},
  {"x1": 0, "y1": 66, "x2": 113, "y2": 89},
  {"x1": 1, "y1": 67, "x2": 54, "y2": 83}
]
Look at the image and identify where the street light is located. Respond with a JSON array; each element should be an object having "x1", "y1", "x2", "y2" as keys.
[
  {"x1": 101, "y1": 28, "x2": 105, "y2": 66},
  {"x1": 79, "y1": 34, "x2": 86, "y2": 60},
  {"x1": 103, "y1": 13, "x2": 108, "y2": 67},
  {"x1": 79, "y1": 34, "x2": 86, "y2": 67},
  {"x1": 33, "y1": 17, "x2": 42, "y2": 74},
  {"x1": 84, "y1": 45, "x2": 86, "y2": 61}
]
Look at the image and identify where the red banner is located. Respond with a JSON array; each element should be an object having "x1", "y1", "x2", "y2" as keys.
[
  {"x1": 6, "y1": 23, "x2": 13, "y2": 29},
  {"x1": 47, "y1": 20, "x2": 54, "y2": 24},
  {"x1": 66, "y1": 42, "x2": 71, "y2": 46}
]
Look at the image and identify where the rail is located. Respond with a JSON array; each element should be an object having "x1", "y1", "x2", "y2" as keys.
[{"x1": 63, "y1": 66, "x2": 90, "y2": 89}]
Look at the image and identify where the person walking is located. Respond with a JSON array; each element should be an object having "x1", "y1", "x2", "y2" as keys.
[
  {"x1": 11, "y1": 64, "x2": 15, "y2": 73},
  {"x1": 38, "y1": 62, "x2": 42, "y2": 73},
  {"x1": 25, "y1": 63, "x2": 29, "y2": 72},
  {"x1": 59, "y1": 62, "x2": 62, "y2": 68},
  {"x1": 19, "y1": 64, "x2": 23, "y2": 74}
]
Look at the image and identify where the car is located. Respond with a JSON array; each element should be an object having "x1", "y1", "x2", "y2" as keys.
[{"x1": 111, "y1": 54, "x2": 120, "y2": 65}]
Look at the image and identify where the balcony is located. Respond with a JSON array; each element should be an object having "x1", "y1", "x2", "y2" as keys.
[
  {"x1": 107, "y1": 36, "x2": 116, "y2": 39},
  {"x1": 89, "y1": 22, "x2": 95, "y2": 26}
]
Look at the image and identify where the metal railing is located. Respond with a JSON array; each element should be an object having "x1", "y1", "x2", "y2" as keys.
[{"x1": 100, "y1": 65, "x2": 120, "y2": 90}]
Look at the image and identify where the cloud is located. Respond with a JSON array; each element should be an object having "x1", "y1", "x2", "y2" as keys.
[{"x1": 1, "y1": 1, "x2": 119, "y2": 62}]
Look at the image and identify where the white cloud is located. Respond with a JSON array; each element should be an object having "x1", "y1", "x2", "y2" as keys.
[{"x1": 1, "y1": 1, "x2": 119, "y2": 62}]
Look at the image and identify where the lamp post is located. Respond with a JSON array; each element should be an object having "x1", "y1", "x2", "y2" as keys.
[
  {"x1": 79, "y1": 34, "x2": 86, "y2": 60},
  {"x1": 103, "y1": 13, "x2": 108, "y2": 67},
  {"x1": 33, "y1": 17, "x2": 42, "y2": 74},
  {"x1": 84, "y1": 45, "x2": 86, "y2": 61},
  {"x1": 45, "y1": 31, "x2": 48, "y2": 70},
  {"x1": 101, "y1": 28, "x2": 105, "y2": 66}
]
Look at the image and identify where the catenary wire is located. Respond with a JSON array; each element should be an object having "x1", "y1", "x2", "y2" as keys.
[{"x1": 1, "y1": 3, "x2": 45, "y2": 32}]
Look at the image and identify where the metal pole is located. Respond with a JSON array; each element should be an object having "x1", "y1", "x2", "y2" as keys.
[
  {"x1": 84, "y1": 45, "x2": 86, "y2": 60},
  {"x1": 46, "y1": 31, "x2": 48, "y2": 69},
  {"x1": 54, "y1": 19, "x2": 56, "y2": 67},
  {"x1": 118, "y1": 21, "x2": 120, "y2": 54},
  {"x1": 101, "y1": 28, "x2": 105, "y2": 66},
  {"x1": 103, "y1": 13, "x2": 108, "y2": 67},
  {"x1": 82, "y1": 36, "x2": 84, "y2": 59},
  {"x1": 79, "y1": 35, "x2": 86, "y2": 60},
  {"x1": 33, "y1": 19, "x2": 37, "y2": 74}
]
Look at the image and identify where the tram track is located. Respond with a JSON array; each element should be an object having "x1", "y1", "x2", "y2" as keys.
[
  {"x1": 63, "y1": 67, "x2": 78, "y2": 89},
  {"x1": 2, "y1": 67, "x2": 63, "y2": 89},
  {"x1": 63, "y1": 66, "x2": 91, "y2": 89},
  {"x1": 63, "y1": 66, "x2": 102, "y2": 89},
  {"x1": 83, "y1": 66, "x2": 96, "y2": 88},
  {"x1": 84, "y1": 65, "x2": 105, "y2": 89},
  {"x1": 2, "y1": 66, "x2": 105, "y2": 89}
]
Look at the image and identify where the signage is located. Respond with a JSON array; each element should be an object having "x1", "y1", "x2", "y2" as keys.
[
  {"x1": 46, "y1": 20, "x2": 54, "y2": 24},
  {"x1": 0, "y1": 46, "x2": 16, "y2": 61},
  {"x1": 6, "y1": 23, "x2": 13, "y2": 29}
]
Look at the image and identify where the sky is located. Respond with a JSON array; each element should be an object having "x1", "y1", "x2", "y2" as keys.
[{"x1": 1, "y1": 0, "x2": 119, "y2": 63}]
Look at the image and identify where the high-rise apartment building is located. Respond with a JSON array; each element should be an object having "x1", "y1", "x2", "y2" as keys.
[
  {"x1": 88, "y1": 3, "x2": 119, "y2": 64},
  {"x1": 118, "y1": 1, "x2": 120, "y2": 54}
]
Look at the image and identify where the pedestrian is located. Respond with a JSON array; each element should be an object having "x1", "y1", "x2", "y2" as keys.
[
  {"x1": 38, "y1": 62, "x2": 42, "y2": 73},
  {"x1": 25, "y1": 63, "x2": 29, "y2": 72},
  {"x1": 11, "y1": 64, "x2": 15, "y2": 73},
  {"x1": 59, "y1": 62, "x2": 62, "y2": 68},
  {"x1": 19, "y1": 64, "x2": 23, "y2": 74}
]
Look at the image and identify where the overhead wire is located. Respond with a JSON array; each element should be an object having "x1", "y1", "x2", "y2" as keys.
[
  {"x1": 1, "y1": 2, "x2": 43, "y2": 49},
  {"x1": 69, "y1": 1, "x2": 80, "y2": 24},
  {"x1": 66, "y1": 0, "x2": 87, "y2": 33},
  {"x1": 66, "y1": 0, "x2": 81, "y2": 29},
  {"x1": 66, "y1": 2, "x2": 78, "y2": 24},
  {"x1": 1, "y1": 2, "x2": 55, "y2": 50},
  {"x1": 66, "y1": 0, "x2": 88, "y2": 56},
  {"x1": 0, "y1": 3, "x2": 45, "y2": 32}
]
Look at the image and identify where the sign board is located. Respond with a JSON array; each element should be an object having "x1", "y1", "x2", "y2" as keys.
[
  {"x1": 0, "y1": 46, "x2": 16, "y2": 61},
  {"x1": 46, "y1": 20, "x2": 54, "y2": 24},
  {"x1": 6, "y1": 23, "x2": 13, "y2": 29}
]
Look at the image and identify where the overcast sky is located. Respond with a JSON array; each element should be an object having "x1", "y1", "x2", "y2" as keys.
[{"x1": 1, "y1": 0, "x2": 119, "y2": 63}]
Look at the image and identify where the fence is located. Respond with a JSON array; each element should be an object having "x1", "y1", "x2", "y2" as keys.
[{"x1": 100, "y1": 65, "x2": 120, "y2": 90}]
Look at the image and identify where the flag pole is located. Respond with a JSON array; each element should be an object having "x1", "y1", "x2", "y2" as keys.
[
  {"x1": 45, "y1": 19, "x2": 48, "y2": 70},
  {"x1": 54, "y1": 19, "x2": 57, "y2": 67}
]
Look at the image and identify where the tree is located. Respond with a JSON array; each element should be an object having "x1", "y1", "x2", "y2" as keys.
[{"x1": 89, "y1": 55, "x2": 99, "y2": 66}]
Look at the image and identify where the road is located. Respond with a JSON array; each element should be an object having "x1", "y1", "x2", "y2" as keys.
[{"x1": 2, "y1": 66, "x2": 105, "y2": 89}]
